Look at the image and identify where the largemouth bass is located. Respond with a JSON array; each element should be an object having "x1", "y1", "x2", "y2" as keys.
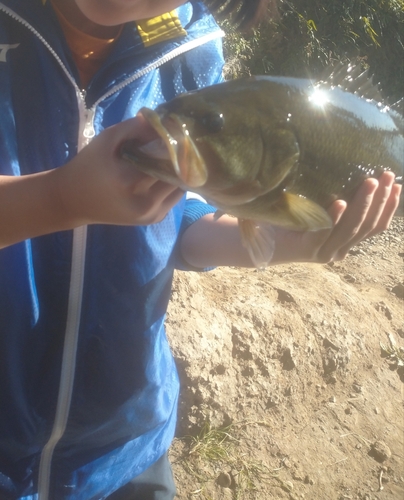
[{"x1": 121, "y1": 64, "x2": 403, "y2": 266}]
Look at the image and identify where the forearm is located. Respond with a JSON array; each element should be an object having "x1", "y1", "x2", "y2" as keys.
[
  {"x1": 180, "y1": 213, "x2": 255, "y2": 268},
  {"x1": 0, "y1": 170, "x2": 81, "y2": 249},
  {"x1": 180, "y1": 213, "x2": 304, "y2": 268}
]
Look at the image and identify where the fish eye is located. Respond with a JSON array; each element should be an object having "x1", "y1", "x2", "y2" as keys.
[{"x1": 201, "y1": 112, "x2": 224, "y2": 133}]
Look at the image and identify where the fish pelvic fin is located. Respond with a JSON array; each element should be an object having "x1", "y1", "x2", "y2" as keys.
[
  {"x1": 238, "y1": 219, "x2": 276, "y2": 269},
  {"x1": 272, "y1": 192, "x2": 332, "y2": 231}
]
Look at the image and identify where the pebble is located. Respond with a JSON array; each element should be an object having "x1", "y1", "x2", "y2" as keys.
[
  {"x1": 276, "y1": 288, "x2": 296, "y2": 303},
  {"x1": 292, "y1": 469, "x2": 305, "y2": 481},
  {"x1": 370, "y1": 440, "x2": 392, "y2": 463},
  {"x1": 304, "y1": 475, "x2": 315, "y2": 485},
  {"x1": 284, "y1": 480, "x2": 293, "y2": 490},
  {"x1": 391, "y1": 283, "x2": 404, "y2": 299}
]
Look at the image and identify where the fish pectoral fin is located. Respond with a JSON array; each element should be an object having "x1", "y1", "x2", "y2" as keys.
[
  {"x1": 238, "y1": 219, "x2": 276, "y2": 269},
  {"x1": 274, "y1": 192, "x2": 332, "y2": 230}
]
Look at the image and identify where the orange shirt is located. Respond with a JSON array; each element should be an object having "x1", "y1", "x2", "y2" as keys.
[{"x1": 51, "y1": 0, "x2": 122, "y2": 87}]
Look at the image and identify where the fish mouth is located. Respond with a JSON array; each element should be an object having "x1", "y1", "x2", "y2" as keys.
[{"x1": 121, "y1": 107, "x2": 208, "y2": 189}]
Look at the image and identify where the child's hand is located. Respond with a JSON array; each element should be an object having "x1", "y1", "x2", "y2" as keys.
[
  {"x1": 180, "y1": 171, "x2": 401, "y2": 269},
  {"x1": 56, "y1": 115, "x2": 184, "y2": 227},
  {"x1": 271, "y1": 171, "x2": 401, "y2": 264}
]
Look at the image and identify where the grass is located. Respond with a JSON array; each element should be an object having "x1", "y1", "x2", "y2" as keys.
[{"x1": 173, "y1": 420, "x2": 280, "y2": 499}]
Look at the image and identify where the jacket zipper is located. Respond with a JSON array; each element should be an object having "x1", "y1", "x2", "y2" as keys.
[{"x1": 0, "y1": 4, "x2": 223, "y2": 499}]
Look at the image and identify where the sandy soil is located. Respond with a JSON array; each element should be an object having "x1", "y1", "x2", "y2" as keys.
[{"x1": 166, "y1": 217, "x2": 404, "y2": 500}]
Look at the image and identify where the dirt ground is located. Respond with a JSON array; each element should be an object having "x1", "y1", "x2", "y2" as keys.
[{"x1": 166, "y1": 216, "x2": 404, "y2": 500}]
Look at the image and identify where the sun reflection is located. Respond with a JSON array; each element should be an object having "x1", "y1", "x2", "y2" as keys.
[{"x1": 308, "y1": 88, "x2": 329, "y2": 108}]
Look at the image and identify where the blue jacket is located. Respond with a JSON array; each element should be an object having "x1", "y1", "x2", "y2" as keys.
[{"x1": 0, "y1": 1, "x2": 224, "y2": 498}]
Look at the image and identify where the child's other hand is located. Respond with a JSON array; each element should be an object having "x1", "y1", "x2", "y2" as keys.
[
  {"x1": 272, "y1": 171, "x2": 401, "y2": 264},
  {"x1": 56, "y1": 115, "x2": 184, "y2": 227}
]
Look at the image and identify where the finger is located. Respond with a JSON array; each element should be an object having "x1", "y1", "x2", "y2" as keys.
[
  {"x1": 346, "y1": 172, "x2": 394, "y2": 238},
  {"x1": 361, "y1": 181, "x2": 401, "y2": 239},
  {"x1": 303, "y1": 200, "x2": 346, "y2": 263},
  {"x1": 334, "y1": 173, "x2": 396, "y2": 258},
  {"x1": 148, "y1": 181, "x2": 184, "y2": 213},
  {"x1": 149, "y1": 179, "x2": 182, "y2": 199},
  {"x1": 161, "y1": 187, "x2": 185, "y2": 211},
  {"x1": 147, "y1": 187, "x2": 184, "y2": 224},
  {"x1": 317, "y1": 178, "x2": 378, "y2": 260},
  {"x1": 328, "y1": 199, "x2": 347, "y2": 225},
  {"x1": 130, "y1": 172, "x2": 160, "y2": 192}
]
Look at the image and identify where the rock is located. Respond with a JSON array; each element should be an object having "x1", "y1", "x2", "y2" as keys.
[
  {"x1": 323, "y1": 353, "x2": 338, "y2": 374},
  {"x1": 323, "y1": 337, "x2": 340, "y2": 351},
  {"x1": 276, "y1": 288, "x2": 296, "y2": 304},
  {"x1": 391, "y1": 283, "x2": 404, "y2": 299},
  {"x1": 375, "y1": 301, "x2": 393, "y2": 320},
  {"x1": 369, "y1": 441, "x2": 392, "y2": 463},
  {"x1": 349, "y1": 248, "x2": 365, "y2": 256},
  {"x1": 267, "y1": 395, "x2": 280, "y2": 408},
  {"x1": 241, "y1": 365, "x2": 255, "y2": 377},
  {"x1": 217, "y1": 471, "x2": 232, "y2": 488},
  {"x1": 280, "y1": 347, "x2": 296, "y2": 371},
  {"x1": 291, "y1": 469, "x2": 306, "y2": 481},
  {"x1": 212, "y1": 364, "x2": 227, "y2": 375}
]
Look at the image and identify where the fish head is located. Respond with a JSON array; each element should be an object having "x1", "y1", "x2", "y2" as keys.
[{"x1": 121, "y1": 78, "x2": 301, "y2": 207}]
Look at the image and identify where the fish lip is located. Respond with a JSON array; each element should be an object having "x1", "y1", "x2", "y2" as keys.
[
  {"x1": 136, "y1": 107, "x2": 208, "y2": 188},
  {"x1": 139, "y1": 107, "x2": 182, "y2": 177}
]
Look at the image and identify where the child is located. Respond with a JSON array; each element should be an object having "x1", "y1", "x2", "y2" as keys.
[{"x1": 0, "y1": 1, "x2": 400, "y2": 499}]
